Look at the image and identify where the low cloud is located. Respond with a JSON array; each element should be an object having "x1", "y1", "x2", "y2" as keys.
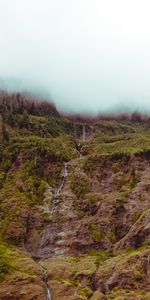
[{"x1": 0, "y1": 0, "x2": 150, "y2": 114}]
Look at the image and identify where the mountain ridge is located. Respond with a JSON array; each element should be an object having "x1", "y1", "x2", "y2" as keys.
[{"x1": 0, "y1": 92, "x2": 150, "y2": 299}]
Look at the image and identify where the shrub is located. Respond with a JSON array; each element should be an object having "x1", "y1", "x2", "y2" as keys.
[{"x1": 71, "y1": 171, "x2": 90, "y2": 198}]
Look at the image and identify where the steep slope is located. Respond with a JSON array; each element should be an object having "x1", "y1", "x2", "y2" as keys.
[{"x1": 0, "y1": 92, "x2": 150, "y2": 299}]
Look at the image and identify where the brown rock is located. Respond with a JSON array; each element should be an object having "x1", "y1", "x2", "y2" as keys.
[
  {"x1": 90, "y1": 290, "x2": 107, "y2": 300},
  {"x1": 114, "y1": 209, "x2": 150, "y2": 251},
  {"x1": 0, "y1": 274, "x2": 45, "y2": 300}
]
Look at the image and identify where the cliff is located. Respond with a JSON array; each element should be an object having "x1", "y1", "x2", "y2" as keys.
[{"x1": 0, "y1": 93, "x2": 150, "y2": 299}]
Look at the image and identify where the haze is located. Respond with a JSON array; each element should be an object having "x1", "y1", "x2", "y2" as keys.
[{"x1": 0, "y1": 0, "x2": 150, "y2": 114}]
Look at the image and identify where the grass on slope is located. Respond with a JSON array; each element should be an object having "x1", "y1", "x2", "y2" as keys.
[{"x1": 0, "y1": 238, "x2": 40, "y2": 282}]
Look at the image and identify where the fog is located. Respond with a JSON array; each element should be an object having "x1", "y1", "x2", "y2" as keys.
[{"x1": 0, "y1": 0, "x2": 150, "y2": 114}]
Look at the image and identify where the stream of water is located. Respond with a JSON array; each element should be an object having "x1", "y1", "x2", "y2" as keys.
[
  {"x1": 49, "y1": 162, "x2": 68, "y2": 220},
  {"x1": 44, "y1": 162, "x2": 68, "y2": 299},
  {"x1": 46, "y1": 286, "x2": 52, "y2": 300}
]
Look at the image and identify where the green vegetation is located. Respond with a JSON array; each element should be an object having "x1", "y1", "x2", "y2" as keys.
[
  {"x1": 0, "y1": 254, "x2": 9, "y2": 282},
  {"x1": 91, "y1": 224, "x2": 104, "y2": 242},
  {"x1": 131, "y1": 211, "x2": 141, "y2": 224},
  {"x1": 1, "y1": 92, "x2": 150, "y2": 298},
  {"x1": 78, "y1": 287, "x2": 93, "y2": 298},
  {"x1": 0, "y1": 238, "x2": 37, "y2": 282},
  {"x1": 71, "y1": 171, "x2": 90, "y2": 198},
  {"x1": 86, "y1": 193, "x2": 103, "y2": 203},
  {"x1": 82, "y1": 119, "x2": 150, "y2": 158},
  {"x1": 89, "y1": 250, "x2": 113, "y2": 267}
]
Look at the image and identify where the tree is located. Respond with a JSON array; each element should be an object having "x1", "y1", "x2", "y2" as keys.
[{"x1": 2, "y1": 121, "x2": 9, "y2": 142}]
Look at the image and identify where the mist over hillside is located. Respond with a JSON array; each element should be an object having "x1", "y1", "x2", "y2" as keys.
[
  {"x1": 0, "y1": 78, "x2": 150, "y2": 115},
  {"x1": 0, "y1": 90, "x2": 150, "y2": 122},
  {"x1": 1, "y1": 1, "x2": 150, "y2": 114},
  {"x1": 0, "y1": 91, "x2": 150, "y2": 299},
  {"x1": 1, "y1": 1, "x2": 150, "y2": 299}
]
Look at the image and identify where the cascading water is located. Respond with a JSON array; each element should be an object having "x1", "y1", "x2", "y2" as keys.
[
  {"x1": 44, "y1": 162, "x2": 69, "y2": 298},
  {"x1": 46, "y1": 286, "x2": 52, "y2": 300},
  {"x1": 63, "y1": 162, "x2": 68, "y2": 178},
  {"x1": 40, "y1": 267, "x2": 52, "y2": 300},
  {"x1": 49, "y1": 162, "x2": 68, "y2": 219}
]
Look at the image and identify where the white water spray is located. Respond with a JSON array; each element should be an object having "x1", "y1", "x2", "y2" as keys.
[
  {"x1": 46, "y1": 286, "x2": 52, "y2": 300},
  {"x1": 49, "y1": 162, "x2": 68, "y2": 219}
]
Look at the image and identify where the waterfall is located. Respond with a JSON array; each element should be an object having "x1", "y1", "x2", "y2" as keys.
[
  {"x1": 42, "y1": 268, "x2": 52, "y2": 300},
  {"x1": 49, "y1": 162, "x2": 68, "y2": 219},
  {"x1": 56, "y1": 162, "x2": 68, "y2": 195},
  {"x1": 64, "y1": 162, "x2": 68, "y2": 177},
  {"x1": 46, "y1": 286, "x2": 52, "y2": 300}
]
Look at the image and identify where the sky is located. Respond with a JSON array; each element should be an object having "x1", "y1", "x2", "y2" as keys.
[{"x1": 0, "y1": 0, "x2": 150, "y2": 114}]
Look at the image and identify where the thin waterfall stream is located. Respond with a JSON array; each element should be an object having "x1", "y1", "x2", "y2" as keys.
[
  {"x1": 42, "y1": 267, "x2": 52, "y2": 300},
  {"x1": 43, "y1": 162, "x2": 68, "y2": 299},
  {"x1": 56, "y1": 162, "x2": 68, "y2": 195},
  {"x1": 49, "y1": 162, "x2": 68, "y2": 220},
  {"x1": 46, "y1": 286, "x2": 52, "y2": 300}
]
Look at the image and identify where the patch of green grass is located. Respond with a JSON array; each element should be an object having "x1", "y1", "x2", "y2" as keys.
[
  {"x1": 131, "y1": 211, "x2": 141, "y2": 224},
  {"x1": 78, "y1": 287, "x2": 93, "y2": 299},
  {"x1": 0, "y1": 256, "x2": 9, "y2": 282},
  {"x1": 71, "y1": 171, "x2": 90, "y2": 198},
  {"x1": 0, "y1": 238, "x2": 37, "y2": 282},
  {"x1": 88, "y1": 250, "x2": 113, "y2": 267},
  {"x1": 86, "y1": 193, "x2": 103, "y2": 203},
  {"x1": 52, "y1": 275, "x2": 78, "y2": 286},
  {"x1": 91, "y1": 224, "x2": 104, "y2": 243}
]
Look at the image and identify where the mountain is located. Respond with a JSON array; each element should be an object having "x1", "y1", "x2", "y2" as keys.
[{"x1": 0, "y1": 92, "x2": 150, "y2": 300}]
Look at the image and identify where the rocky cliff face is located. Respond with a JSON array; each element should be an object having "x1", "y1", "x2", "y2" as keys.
[{"x1": 0, "y1": 94, "x2": 150, "y2": 299}]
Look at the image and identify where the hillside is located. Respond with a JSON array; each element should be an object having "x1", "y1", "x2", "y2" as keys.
[{"x1": 0, "y1": 92, "x2": 150, "y2": 300}]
